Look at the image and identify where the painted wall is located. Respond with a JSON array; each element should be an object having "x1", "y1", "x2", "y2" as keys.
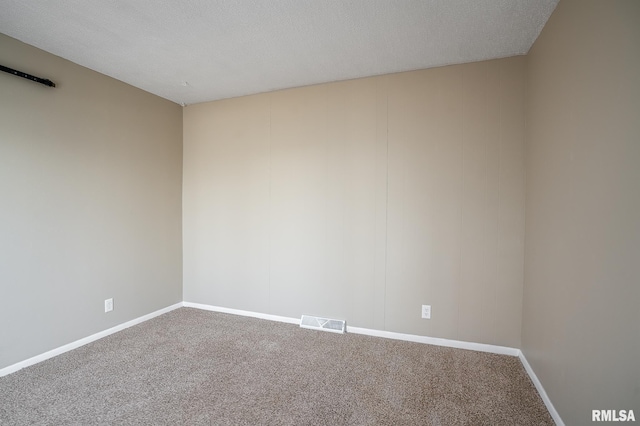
[
  {"x1": 0, "y1": 34, "x2": 183, "y2": 369},
  {"x1": 183, "y1": 56, "x2": 526, "y2": 347},
  {"x1": 523, "y1": 0, "x2": 640, "y2": 423}
]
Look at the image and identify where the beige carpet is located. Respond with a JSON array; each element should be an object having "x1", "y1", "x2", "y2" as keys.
[{"x1": 0, "y1": 308, "x2": 553, "y2": 425}]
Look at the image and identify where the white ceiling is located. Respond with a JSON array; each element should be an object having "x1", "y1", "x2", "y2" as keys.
[{"x1": 0, "y1": 0, "x2": 558, "y2": 105}]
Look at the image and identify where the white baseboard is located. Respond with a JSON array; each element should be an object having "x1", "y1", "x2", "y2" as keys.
[
  {"x1": 183, "y1": 301, "x2": 300, "y2": 325},
  {"x1": 184, "y1": 302, "x2": 519, "y2": 356},
  {"x1": 0, "y1": 302, "x2": 183, "y2": 378},
  {"x1": 518, "y1": 351, "x2": 564, "y2": 425},
  {"x1": 346, "y1": 326, "x2": 520, "y2": 356}
]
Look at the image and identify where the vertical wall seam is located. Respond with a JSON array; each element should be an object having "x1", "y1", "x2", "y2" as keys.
[
  {"x1": 520, "y1": 57, "x2": 528, "y2": 348},
  {"x1": 324, "y1": 86, "x2": 329, "y2": 317},
  {"x1": 496, "y1": 63, "x2": 503, "y2": 344},
  {"x1": 457, "y1": 69, "x2": 465, "y2": 341},
  {"x1": 518, "y1": 59, "x2": 527, "y2": 349},
  {"x1": 268, "y1": 94, "x2": 272, "y2": 313},
  {"x1": 383, "y1": 77, "x2": 389, "y2": 331},
  {"x1": 489, "y1": 62, "x2": 496, "y2": 345}
]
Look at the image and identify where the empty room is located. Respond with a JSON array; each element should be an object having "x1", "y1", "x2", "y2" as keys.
[{"x1": 0, "y1": 0, "x2": 638, "y2": 424}]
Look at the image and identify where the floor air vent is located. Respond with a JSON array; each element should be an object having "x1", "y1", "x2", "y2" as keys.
[{"x1": 300, "y1": 315, "x2": 346, "y2": 334}]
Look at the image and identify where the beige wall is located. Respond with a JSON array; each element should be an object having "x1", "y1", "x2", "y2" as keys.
[
  {"x1": 523, "y1": 0, "x2": 640, "y2": 423},
  {"x1": 0, "y1": 34, "x2": 183, "y2": 369},
  {"x1": 183, "y1": 56, "x2": 526, "y2": 347}
]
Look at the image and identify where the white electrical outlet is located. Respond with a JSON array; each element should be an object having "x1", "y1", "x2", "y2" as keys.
[
  {"x1": 105, "y1": 298, "x2": 113, "y2": 313},
  {"x1": 421, "y1": 304, "x2": 431, "y2": 319}
]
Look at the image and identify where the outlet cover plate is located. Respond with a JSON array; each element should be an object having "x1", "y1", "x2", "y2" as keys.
[
  {"x1": 421, "y1": 304, "x2": 431, "y2": 319},
  {"x1": 105, "y1": 298, "x2": 113, "y2": 313}
]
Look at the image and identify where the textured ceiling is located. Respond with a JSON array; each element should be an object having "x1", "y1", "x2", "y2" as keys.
[{"x1": 0, "y1": 0, "x2": 558, "y2": 105}]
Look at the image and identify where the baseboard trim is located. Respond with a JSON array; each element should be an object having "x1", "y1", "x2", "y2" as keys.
[
  {"x1": 183, "y1": 301, "x2": 300, "y2": 325},
  {"x1": 347, "y1": 326, "x2": 520, "y2": 356},
  {"x1": 0, "y1": 302, "x2": 184, "y2": 378},
  {"x1": 184, "y1": 302, "x2": 519, "y2": 356},
  {"x1": 518, "y1": 351, "x2": 564, "y2": 425}
]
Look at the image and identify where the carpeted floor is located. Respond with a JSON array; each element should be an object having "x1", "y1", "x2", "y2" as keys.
[{"x1": 0, "y1": 308, "x2": 553, "y2": 425}]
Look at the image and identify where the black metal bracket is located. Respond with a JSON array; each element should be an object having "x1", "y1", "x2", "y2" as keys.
[{"x1": 0, "y1": 64, "x2": 56, "y2": 87}]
